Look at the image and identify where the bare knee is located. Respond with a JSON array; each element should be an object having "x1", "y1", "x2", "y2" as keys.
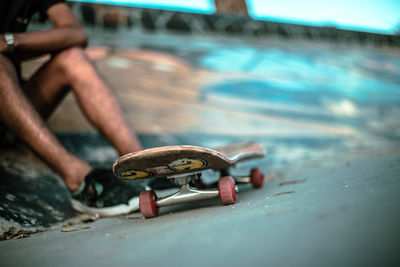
[{"x1": 50, "y1": 47, "x2": 93, "y2": 80}]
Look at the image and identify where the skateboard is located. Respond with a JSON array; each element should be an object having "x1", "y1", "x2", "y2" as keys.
[{"x1": 113, "y1": 142, "x2": 266, "y2": 218}]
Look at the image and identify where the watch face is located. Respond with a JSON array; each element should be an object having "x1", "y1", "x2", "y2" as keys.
[
  {"x1": 4, "y1": 34, "x2": 15, "y2": 53},
  {"x1": 5, "y1": 34, "x2": 14, "y2": 45}
]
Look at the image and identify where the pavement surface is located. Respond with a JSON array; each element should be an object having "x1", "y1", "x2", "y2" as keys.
[{"x1": 1, "y1": 27, "x2": 400, "y2": 266}]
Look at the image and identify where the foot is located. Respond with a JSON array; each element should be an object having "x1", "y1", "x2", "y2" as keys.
[{"x1": 70, "y1": 169, "x2": 145, "y2": 217}]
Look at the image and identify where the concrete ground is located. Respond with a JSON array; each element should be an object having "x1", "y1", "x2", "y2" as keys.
[
  {"x1": 1, "y1": 150, "x2": 399, "y2": 267},
  {"x1": 1, "y1": 28, "x2": 400, "y2": 266}
]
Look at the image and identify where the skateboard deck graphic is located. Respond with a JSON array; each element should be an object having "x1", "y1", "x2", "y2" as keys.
[
  {"x1": 113, "y1": 142, "x2": 264, "y2": 180},
  {"x1": 113, "y1": 142, "x2": 266, "y2": 218}
]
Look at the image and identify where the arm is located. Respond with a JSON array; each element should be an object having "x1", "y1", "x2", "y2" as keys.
[{"x1": 1, "y1": 3, "x2": 87, "y2": 61}]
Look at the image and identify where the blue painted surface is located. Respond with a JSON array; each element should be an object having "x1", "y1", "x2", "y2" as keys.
[
  {"x1": 248, "y1": 0, "x2": 400, "y2": 34},
  {"x1": 200, "y1": 45, "x2": 400, "y2": 106}
]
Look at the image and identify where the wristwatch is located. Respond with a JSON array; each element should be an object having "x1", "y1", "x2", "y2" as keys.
[{"x1": 3, "y1": 33, "x2": 15, "y2": 54}]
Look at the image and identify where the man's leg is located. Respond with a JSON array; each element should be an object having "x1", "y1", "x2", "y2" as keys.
[
  {"x1": 0, "y1": 54, "x2": 91, "y2": 191},
  {"x1": 1, "y1": 47, "x2": 142, "y2": 191},
  {"x1": 24, "y1": 47, "x2": 142, "y2": 155}
]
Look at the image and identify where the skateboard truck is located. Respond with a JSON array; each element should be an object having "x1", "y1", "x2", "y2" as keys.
[
  {"x1": 157, "y1": 173, "x2": 238, "y2": 207},
  {"x1": 139, "y1": 173, "x2": 238, "y2": 218}
]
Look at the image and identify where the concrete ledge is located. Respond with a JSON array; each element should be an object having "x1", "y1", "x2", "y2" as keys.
[{"x1": 54, "y1": 2, "x2": 400, "y2": 47}]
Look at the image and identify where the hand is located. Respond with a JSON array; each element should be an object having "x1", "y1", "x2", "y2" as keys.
[{"x1": 0, "y1": 34, "x2": 7, "y2": 54}]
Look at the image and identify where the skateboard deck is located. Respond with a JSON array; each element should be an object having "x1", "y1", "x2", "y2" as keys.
[
  {"x1": 113, "y1": 141, "x2": 264, "y2": 180},
  {"x1": 113, "y1": 142, "x2": 265, "y2": 218}
]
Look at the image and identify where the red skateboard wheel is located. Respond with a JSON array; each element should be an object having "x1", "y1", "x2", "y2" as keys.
[
  {"x1": 250, "y1": 168, "x2": 264, "y2": 188},
  {"x1": 218, "y1": 176, "x2": 237, "y2": 205},
  {"x1": 139, "y1": 190, "x2": 159, "y2": 218}
]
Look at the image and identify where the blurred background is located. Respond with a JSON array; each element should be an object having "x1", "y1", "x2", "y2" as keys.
[
  {"x1": 73, "y1": 0, "x2": 400, "y2": 34},
  {"x1": 1, "y1": 1, "x2": 400, "y2": 266},
  {"x1": 22, "y1": 0, "x2": 399, "y2": 167}
]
